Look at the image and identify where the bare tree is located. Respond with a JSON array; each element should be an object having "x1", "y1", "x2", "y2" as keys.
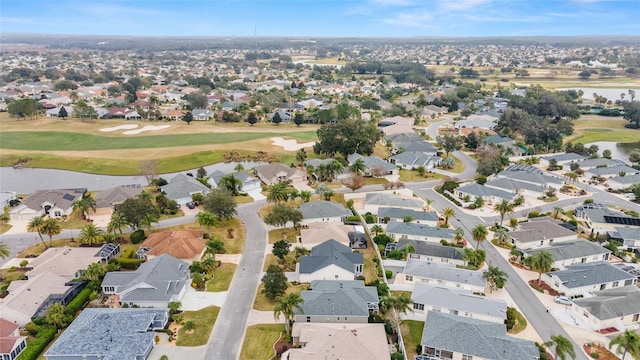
[{"x1": 138, "y1": 160, "x2": 158, "y2": 186}]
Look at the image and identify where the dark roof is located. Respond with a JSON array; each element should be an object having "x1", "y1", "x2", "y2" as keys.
[
  {"x1": 573, "y1": 286, "x2": 640, "y2": 320},
  {"x1": 298, "y1": 240, "x2": 363, "y2": 274},
  {"x1": 387, "y1": 222, "x2": 455, "y2": 240},
  {"x1": 378, "y1": 207, "x2": 438, "y2": 222},
  {"x1": 526, "y1": 240, "x2": 610, "y2": 261},
  {"x1": 297, "y1": 280, "x2": 378, "y2": 317},
  {"x1": 397, "y1": 239, "x2": 463, "y2": 260}
]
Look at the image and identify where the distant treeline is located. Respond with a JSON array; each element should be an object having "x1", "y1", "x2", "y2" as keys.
[{"x1": 344, "y1": 61, "x2": 436, "y2": 86}]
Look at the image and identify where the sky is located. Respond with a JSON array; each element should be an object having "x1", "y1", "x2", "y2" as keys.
[{"x1": 1, "y1": 0, "x2": 639, "y2": 37}]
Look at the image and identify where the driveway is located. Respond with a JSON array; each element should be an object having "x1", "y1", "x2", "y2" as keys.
[{"x1": 180, "y1": 287, "x2": 228, "y2": 311}]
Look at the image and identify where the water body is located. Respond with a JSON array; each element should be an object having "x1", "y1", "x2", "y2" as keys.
[
  {"x1": 585, "y1": 141, "x2": 640, "y2": 163},
  {"x1": 0, "y1": 161, "x2": 264, "y2": 194},
  {"x1": 556, "y1": 87, "x2": 639, "y2": 101}
]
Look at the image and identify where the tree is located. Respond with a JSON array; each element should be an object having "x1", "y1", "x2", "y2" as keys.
[
  {"x1": 42, "y1": 218, "x2": 62, "y2": 247},
  {"x1": 602, "y1": 149, "x2": 612, "y2": 159},
  {"x1": 494, "y1": 228, "x2": 509, "y2": 245},
  {"x1": 0, "y1": 242, "x2": 10, "y2": 260},
  {"x1": 202, "y1": 189, "x2": 237, "y2": 220},
  {"x1": 271, "y1": 111, "x2": 283, "y2": 125},
  {"x1": 544, "y1": 335, "x2": 576, "y2": 360},
  {"x1": 58, "y1": 106, "x2": 68, "y2": 119},
  {"x1": 183, "y1": 321, "x2": 195, "y2": 332},
  {"x1": 168, "y1": 301, "x2": 182, "y2": 316},
  {"x1": 267, "y1": 181, "x2": 292, "y2": 204},
  {"x1": 483, "y1": 265, "x2": 508, "y2": 293},
  {"x1": 632, "y1": 183, "x2": 640, "y2": 202},
  {"x1": 78, "y1": 223, "x2": 104, "y2": 246},
  {"x1": 379, "y1": 293, "x2": 413, "y2": 338},
  {"x1": 509, "y1": 217, "x2": 519, "y2": 229},
  {"x1": 246, "y1": 112, "x2": 258, "y2": 126},
  {"x1": 46, "y1": 303, "x2": 69, "y2": 330},
  {"x1": 219, "y1": 174, "x2": 243, "y2": 196},
  {"x1": 293, "y1": 113, "x2": 304, "y2": 127},
  {"x1": 196, "y1": 211, "x2": 220, "y2": 239},
  {"x1": 629, "y1": 151, "x2": 640, "y2": 164},
  {"x1": 622, "y1": 99, "x2": 640, "y2": 128},
  {"x1": 349, "y1": 158, "x2": 366, "y2": 174},
  {"x1": 454, "y1": 227, "x2": 464, "y2": 245},
  {"x1": 529, "y1": 250, "x2": 555, "y2": 285},
  {"x1": 436, "y1": 134, "x2": 462, "y2": 157},
  {"x1": 28, "y1": 215, "x2": 48, "y2": 249},
  {"x1": 204, "y1": 239, "x2": 226, "y2": 266},
  {"x1": 609, "y1": 329, "x2": 640, "y2": 360},
  {"x1": 299, "y1": 190, "x2": 311, "y2": 202},
  {"x1": 8, "y1": 98, "x2": 39, "y2": 118},
  {"x1": 494, "y1": 199, "x2": 515, "y2": 226},
  {"x1": 442, "y1": 207, "x2": 455, "y2": 227},
  {"x1": 314, "y1": 119, "x2": 381, "y2": 159},
  {"x1": 264, "y1": 204, "x2": 303, "y2": 232},
  {"x1": 261, "y1": 265, "x2": 288, "y2": 301},
  {"x1": 138, "y1": 160, "x2": 158, "y2": 186},
  {"x1": 471, "y1": 224, "x2": 488, "y2": 250},
  {"x1": 182, "y1": 112, "x2": 194, "y2": 125},
  {"x1": 119, "y1": 196, "x2": 159, "y2": 230},
  {"x1": 425, "y1": 199, "x2": 434, "y2": 211},
  {"x1": 344, "y1": 172, "x2": 365, "y2": 192},
  {"x1": 83, "y1": 262, "x2": 106, "y2": 281},
  {"x1": 371, "y1": 225, "x2": 384, "y2": 237},
  {"x1": 272, "y1": 240, "x2": 291, "y2": 264},
  {"x1": 73, "y1": 195, "x2": 96, "y2": 221},
  {"x1": 107, "y1": 212, "x2": 128, "y2": 239},
  {"x1": 274, "y1": 293, "x2": 304, "y2": 335},
  {"x1": 197, "y1": 167, "x2": 208, "y2": 179}
]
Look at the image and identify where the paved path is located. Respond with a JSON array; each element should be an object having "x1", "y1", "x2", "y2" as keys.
[{"x1": 203, "y1": 200, "x2": 267, "y2": 360}]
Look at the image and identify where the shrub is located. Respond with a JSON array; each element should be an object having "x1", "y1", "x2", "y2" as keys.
[
  {"x1": 476, "y1": 175, "x2": 487, "y2": 184},
  {"x1": 16, "y1": 326, "x2": 56, "y2": 360},
  {"x1": 364, "y1": 214, "x2": 375, "y2": 224},
  {"x1": 65, "y1": 287, "x2": 92, "y2": 315},
  {"x1": 440, "y1": 239, "x2": 449, "y2": 246},
  {"x1": 20, "y1": 260, "x2": 29, "y2": 267},
  {"x1": 344, "y1": 215, "x2": 360, "y2": 222},
  {"x1": 119, "y1": 258, "x2": 143, "y2": 270},
  {"x1": 506, "y1": 307, "x2": 518, "y2": 330},
  {"x1": 385, "y1": 270, "x2": 392, "y2": 279},
  {"x1": 591, "y1": 352, "x2": 600, "y2": 358},
  {"x1": 373, "y1": 234, "x2": 393, "y2": 246},
  {"x1": 568, "y1": 220, "x2": 578, "y2": 226},
  {"x1": 24, "y1": 322, "x2": 40, "y2": 336},
  {"x1": 130, "y1": 230, "x2": 146, "y2": 244},
  {"x1": 439, "y1": 180, "x2": 459, "y2": 193},
  {"x1": 391, "y1": 353, "x2": 404, "y2": 360},
  {"x1": 528, "y1": 211, "x2": 539, "y2": 218}
]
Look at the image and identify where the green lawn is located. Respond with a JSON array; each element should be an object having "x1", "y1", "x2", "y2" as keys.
[
  {"x1": 240, "y1": 324, "x2": 285, "y2": 360},
  {"x1": 0, "y1": 130, "x2": 317, "y2": 151},
  {"x1": 206, "y1": 263, "x2": 237, "y2": 292},
  {"x1": 253, "y1": 283, "x2": 309, "y2": 311},
  {"x1": 175, "y1": 306, "x2": 220, "y2": 346},
  {"x1": 565, "y1": 118, "x2": 640, "y2": 144},
  {"x1": 401, "y1": 320, "x2": 424, "y2": 359}
]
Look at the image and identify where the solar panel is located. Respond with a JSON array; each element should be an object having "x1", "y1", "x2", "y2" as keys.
[{"x1": 604, "y1": 216, "x2": 640, "y2": 226}]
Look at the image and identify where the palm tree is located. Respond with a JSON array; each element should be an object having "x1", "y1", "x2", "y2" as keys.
[
  {"x1": 273, "y1": 293, "x2": 305, "y2": 336},
  {"x1": 509, "y1": 217, "x2": 519, "y2": 230},
  {"x1": 380, "y1": 293, "x2": 413, "y2": 340},
  {"x1": 349, "y1": 158, "x2": 366, "y2": 174},
  {"x1": 327, "y1": 160, "x2": 344, "y2": 181},
  {"x1": 494, "y1": 228, "x2": 509, "y2": 245},
  {"x1": 0, "y1": 241, "x2": 10, "y2": 260},
  {"x1": 204, "y1": 239, "x2": 226, "y2": 265},
  {"x1": 494, "y1": 199, "x2": 515, "y2": 227},
  {"x1": 41, "y1": 218, "x2": 62, "y2": 247},
  {"x1": 454, "y1": 227, "x2": 464, "y2": 245},
  {"x1": 544, "y1": 335, "x2": 576, "y2": 360},
  {"x1": 483, "y1": 265, "x2": 508, "y2": 293},
  {"x1": 219, "y1": 174, "x2": 243, "y2": 196},
  {"x1": 234, "y1": 163, "x2": 244, "y2": 173},
  {"x1": 196, "y1": 211, "x2": 220, "y2": 239},
  {"x1": 322, "y1": 189, "x2": 335, "y2": 201},
  {"x1": 462, "y1": 248, "x2": 474, "y2": 268},
  {"x1": 471, "y1": 224, "x2": 488, "y2": 250},
  {"x1": 28, "y1": 215, "x2": 48, "y2": 249},
  {"x1": 83, "y1": 262, "x2": 106, "y2": 281},
  {"x1": 370, "y1": 225, "x2": 384, "y2": 237},
  {"x1": 553, "y1": 206, "x2": 564, "y2": 219},
  {"x1": 78, "y1": 223, "x2": 104, "y2": 246},
  {"x1": 267, "y1": 181, "x2": 291, "y2": 204},
  {"x1": 529, "y1": 250, "x2": 555, "y2": 285},
  {"x1": 609, "y1": 330, "x2": 640, "y2": 360},
  {"x1": 510, "y1": 248, "x2": 523, "y2": 263},
  {"x1": 107, "y1": 212, "x2": 128, "y2": 239},
  {"x1": 425, "y1": 199, "x2": 434, "y2": 212},
  {"x1": 442, "y1": 207, "x2": 455, "y2": 227},
  {"x1": 299, "y1": 190, "x2": 311, "y2": 203}
]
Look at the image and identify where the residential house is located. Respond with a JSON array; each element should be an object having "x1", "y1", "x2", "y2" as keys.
[
  {"x1": 573, "y1": 158, "x2": 625, "y2": 171},
  {"x1": 524, "y1": 240, "x2": 611, "y2": 270},
  {"x1": 571, "y1": 286, "x2": 640, "y2": 331},
  {"x1": 419, "y1": 311, "x2": 539, "y2": 360},
  {"x1": 162, "y1": 109, "x2": 185, "y2": 121},
  {"x1": 254, "y1": 163, "x2": 306, "y2": 186},
  {"x1": 546, "y1": 261, "x2": 637, "y2": 297},
  {"x1": 377, "y1": 207, "x2": 439, "y2": 227},
  {"x1": 585, "y1": 165, "x2": 640, "y2": 180},
  {"x1": 299, "y1": 200, "x2": 352, "y2": 227},
  {"x1": 208, "y1": 170, "x2": 262, "y2": 193},
  {"x1": 9, "y1": 188, "x2": 86, "y2": 220},
  {"x1": 220, "y1": 101, "x2": 240, "y2": 111},
  {"x1": 608, "y1": 227, "x2": 640, "y2": 249},
  {"x1": 484, "y1": 177, "x2": 548, "y2": 198},
  {"x1": 270, "y1": 109, "x2": 292, "y2": 123},
  {"x1": 454, "y1": 115, "x2": 497, "y2": 130},
  {"x1": 160, "y1": 173, "x2": 210, "y2": 205},
  {"x1": 508, "y1": 217, "x2": 577, "y2": 249},
  {"x1": 283, "y1": 323, "x2": 389, "y2": 360},
  {"x1": 540, "y1": 153, "x2": 588, "y2": 169},
  {"x1": 296, "y1": 240, "x2": 364, "y2": 283},
  {"x1": 395, "y1": 258, "x2": 486, "y2": 293},
  {"x1": 45, "y1": 308, "x2": 168, "y2": 360},
  {"x1": 298, "y1": 222, "x2": 364, "y2": 249},
  {"x1": 294, "y1": 280, "x2": 379, "y2": 323},
  {"x1": 0, "y1": 318, "x2": 27, "y2": 360},
  {"x1": 389, "y1": 152, "x2": 442, "y2": 170},
  {"x1": 607, "y1": 174, "x2": 640, "y2": 191},
  {"x1": 409, "y1": 282, "x2": 507, "y2": 323},
  {"x1": 453, "y1": 183, "x2": 516, "y2": 204},
  {"x1": 483, "y1": 135, "x2": 526, "y2": 156},
  {"x1": 384, "y1": 133, "x2": 438, "y2": 156},
  {"x1": 389, "y1": 240, "x2": 465, "y2": 266},
  {"x1": 497, "y1": 164, "x2": 564, "y2": 189},
  {"x1": 192, "y1": 108, "x2": 214, "y2": 120},
  {"x1": 0, "y1": 191, "x2": 17, "y2": 208},
  {"x1": 0, "y1": 272, "x2": 84, "y2": 326},
  {"x1": 26, "y1": 247, "x2": 110, "y2": 280},
  {"x1": 347, "y1": 153, "x2": 398, "y2": 177},
  {"x1": 137, "y1": 230, "x2": 205, "y2": 263},
  {"x1": 363, "y1": 192, "x2": 424, "y2": 214},
  {"x1": 574, "y1": 203, "x2": 640, "y2": 236},
  {"x1": 95, "y1": 185, "x2": 142, "y2": 216},
  {"x1": 101, "y1": 254, "x2": 190, "y2": 308},
  {"x1": 386, "y1": 222, "x2": 455, "y2": 243},
  {"x1": 303, "y1": 159, "x2": 350, "y2": 180},
  {"x1": 377, "y1": 116, "x2": 414, "y2": 136}
]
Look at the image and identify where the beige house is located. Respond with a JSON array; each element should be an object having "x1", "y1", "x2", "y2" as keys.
[
  {"x1": 137, "y1": 230, "x2": 206, "y2": 263},
  {"x1": 26, "y1": 247, "x2": 104, "y2": 280},
  {"x1": 298, "y1": 222, "x2": 354, "y2": 248},
  {"x1": 94, "y1": 185, "x2": 142, "y2": 216},
  {"x1": 10, "y1": 188, "x2": 86, "y2": 220},
  {"x1": 254, "y1": 163, "x2": 306, "y2": 186}
]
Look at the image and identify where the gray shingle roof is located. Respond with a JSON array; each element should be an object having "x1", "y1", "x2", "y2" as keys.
[
  {"x1": 378, "y1": 207, "x2": 438, "y2": 222},
  {"x1": 572, "y1": 286, "x2": 640, "y2": 320},
  {"x1": 509, "y1": 217, "x2": 576, "y2": 244},
  {"x1": 587, "y1": 165, "x2": 639, "y2": 176},
  {"x1": 161, "y1": 173, "x2": 209, "y2": 201},
  {"x1": 498, "y1": 167, "x2": 564, "y2": 186},
  {"x1": 387, "y1": 222, "x2": 455, "y2": 240},
  {"x1": 390, "y1": 152, "x2": 441, "y2": 168},
  {"x1": 548, "y1": 261, "x2": 635, "y2": 288},
  {"x1": 365, "y1": 193, "x2": 424, "y2": 209},
  {"x1": 95, "y1": 186, "x2": 142, "y2": 208},
  {"x1": 102, "y1": 254, "x2": 189, "y2": 303},
  {"x1": 46, "y1": 308, "x2": 168, "y2": 360},
  {"x1": 347, "y1": 153, "x2": 397, "y2": 172},
  {"x1": 21, "y1": 188, "x2": 86, "y2": 212},
  {"x1": 609, "y1": 173, "x2": 640, "y2": 185},
  {"x1": 484, "y1": 177, "x2": 546, "y2": 193},
  {"x1": 575, "y1": 158, "x2": 625, "y2": 169},
  {"x1": 610, "y1": 227, "x2": 640, "y2": 242},
  {"x1": 299, "y1": 239, "x2": 363, "y2": 274},
  {"x1": 297, "y1": 280, "x2": 378, "y2": 317},
  {"x1": 455, "y1": 183, "x2": 515, "y2": 200},
  {"x1": 397, "y1": 240, "x2": 463, "y2": 260},
  {"x1": 526, "y1": 240, "x2": 610, "y2": 261},
  {"x1": 420, "y1": 311, "x2": 538, "y2": 360},
  {"x1": 541, "y1": 153, "x2": 588, "y2": 162},
  {"x1": 299, "y1": 200, "x2": 351, "y2": 220},
  {"x1": 403, "y1": 258, "x2": 485, "y2": 288},
  {"x1": 411, "y1": 283, "x2": 506, "y2": 319}
]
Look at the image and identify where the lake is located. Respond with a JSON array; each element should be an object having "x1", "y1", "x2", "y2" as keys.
[
  {"x1": 585, "y1": 141, "x2": 640, "y2": 163},
  {"x1": 556, "y1": 87, "x2": 639, "y2": 101}
]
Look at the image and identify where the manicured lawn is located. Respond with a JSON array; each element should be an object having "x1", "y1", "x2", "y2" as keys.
[
  {"x1": 359, "y1": 239, "x2": 380, "y2": 283},
  {"x1": 364, "y1": 177, "x2": 389, "y2": 186},
  {"x1": 507, "y1": 308, "x2": 528, "y2": 335},
  {"x1": 175, "y1": 306, "x2": 220, "y2": 346},
  {"x1": 239, "y1": 324, "x2": 285, "y2": 360},
  {"x1": 206, "y1": 263, "x2": 237, "y2": 292},
  {"x1": 253, "y1": 283, "x2": 309, "y2": 311},
  {"x1": 208, "y1": 218, "x2": 245, "y2": 254},
  {"x1": 268, "y1": 228, "x2": 300, "y2": 244},
  {"x1": 0, "y1": 223, "x2": 12, "y2": 234},
  {"x1": 442, "y1": 153, "x2": 464, "y2": 173},
  {"x1": 565, "y1": 117, "x2": 640, "y2": 144},
  {"x1": 401, "y1": 320, "x2": 425, "y2": 359},
  {"x1": 391, "y1": 290, "x2": 412, "y2": 298},
  {"x1": 398, "y1": 169, "x2": 445, "y2": 182},
  {"x1": 262, "y1": 254, "x2": 296, "y2": 272}
]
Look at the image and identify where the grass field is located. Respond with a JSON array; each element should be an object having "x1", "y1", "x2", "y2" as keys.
[
  {"x1": 239, "y1": 324, "x2": 285, "y2": 360},
  {"x1": 401, "y1": 320, "x2": 424, "y2": 359},
  {"x1": 175, "y1": 306, "x2": 220, "y2": 346},
  {"x1": 565, "y1": 117, "x2": 640, "y2": 144},
  {"x1": 206, "y1": 263, "x2": 237, "y2": 292},
  {"x1": 253, "y1": 283, "x2": 309, "y2": 311}
]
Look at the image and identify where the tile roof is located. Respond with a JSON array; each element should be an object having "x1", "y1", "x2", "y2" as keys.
[{"x1": 140, "y1": 230, "x2": 205, "y2": 260}]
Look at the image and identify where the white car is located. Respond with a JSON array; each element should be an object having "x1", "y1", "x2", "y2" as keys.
[{"x1": 555, "y1": 295, "x2": 572, "y2": 305}]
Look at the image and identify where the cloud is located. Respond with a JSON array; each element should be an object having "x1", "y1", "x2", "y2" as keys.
[
  {"x1": 370, "y1": 0, "x2": 414, "y2": 5},
  {"x1": 383, "y1": 11, "x2": 433, "y2": 28},
  {"x1": 75, "y1": 2, "x2": 169, "y2": 17},
  {"x1": 438, "y1": 0, "x2": 492, "y2": 11}
]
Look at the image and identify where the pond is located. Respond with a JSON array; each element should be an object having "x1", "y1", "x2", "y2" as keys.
[
  {"x1": 556, "y1": 87, "x2": 639, "y2": 101},
  {"x1": 585, "y1": 141, "x2": 640, "y2": 163}
]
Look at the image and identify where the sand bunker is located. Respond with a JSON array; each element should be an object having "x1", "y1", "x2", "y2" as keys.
[
  {"x1": 99, "y1": 124, "x2": 139, "y2": 132},
  {"x1": 123, "y1": 125, "x2": 171, "y2": 135},
  {"x1": 270, "y1": 137, "x2": 316, "y2": 151}
]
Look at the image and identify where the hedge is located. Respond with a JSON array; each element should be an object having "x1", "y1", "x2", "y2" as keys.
[
  {"x1": 119, "y1": 258, "x2": 143, "y2": 270},
  {"x1": 442, "y1": 192, "x2": 462, "y2": 207},
  {"x1": 15, "y1": 326, "x2": 56, "y2": 360},
  {"x1": 130, "y1": 230, "x2": 146, "y2": 244},
  {"x1": 65, "y1": 287, "x2": 92, "y2": 316}
]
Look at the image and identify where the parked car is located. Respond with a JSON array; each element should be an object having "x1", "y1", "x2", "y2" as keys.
[
  {"x1": 555, "y1": 295, "x2": 572, "y2": 305},
  {"x1": 185, "y1": 202, "x2": 196, "y2": 209}
]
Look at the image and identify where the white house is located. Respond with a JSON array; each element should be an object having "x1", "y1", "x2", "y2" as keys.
[
  {"x1": 546, "y1": 261, "x2": 636, "y2": 297},
  {"x1": 394, "y1": 258, "x2": 486, "y2": 293}
]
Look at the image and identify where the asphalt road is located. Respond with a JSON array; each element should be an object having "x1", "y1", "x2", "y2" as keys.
[{"x1": 202, "y1": 200, "x2": 267, "y2": 360}]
